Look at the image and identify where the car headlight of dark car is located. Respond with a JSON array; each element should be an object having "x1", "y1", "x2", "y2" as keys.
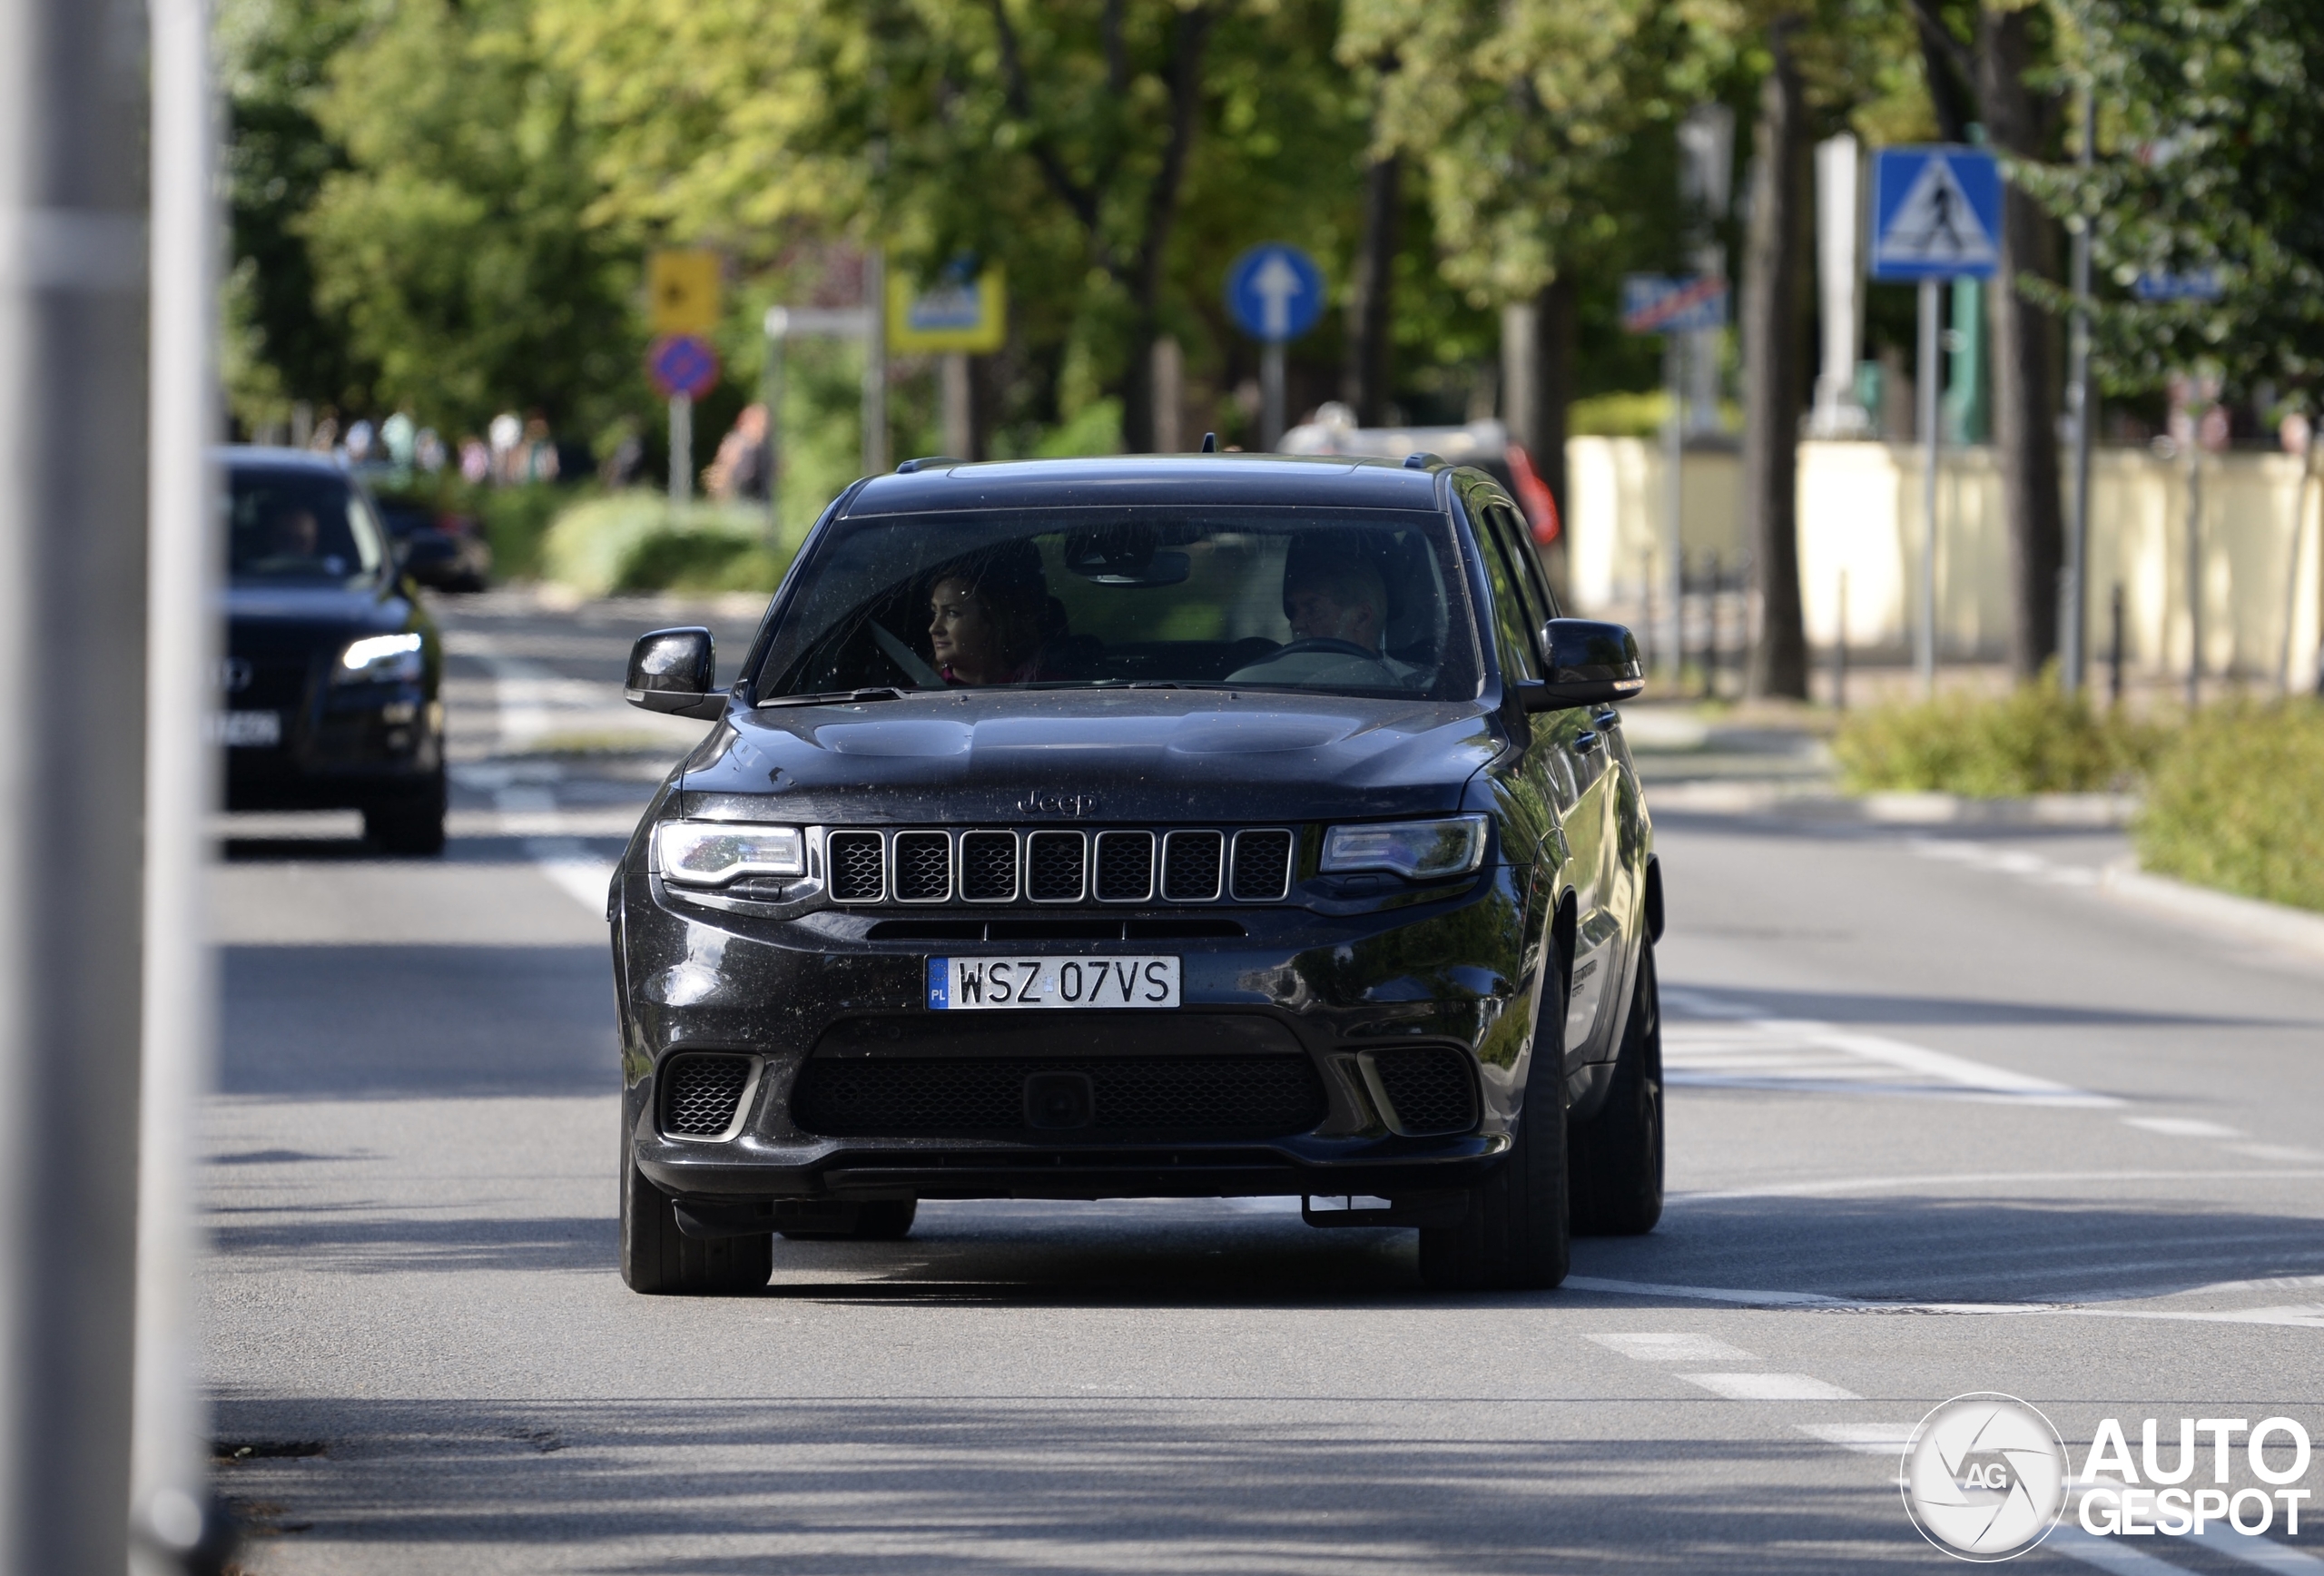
[
  {"x1": 654, "y1": 822, "x2": 806, "y2": 887},
  {"x1": 1320, "y1": 814, "x2": 1488, "y2": 880},
  {"x1": 332, "y1": 632, "x2": 425, "y2": 686}
]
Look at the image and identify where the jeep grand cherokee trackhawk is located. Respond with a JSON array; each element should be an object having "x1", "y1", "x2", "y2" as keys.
[{"x1": 610, "y1": 452, "x2": 1664, "y2": 1294}]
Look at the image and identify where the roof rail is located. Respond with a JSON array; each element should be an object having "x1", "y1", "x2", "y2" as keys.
[
  {"x1": 1402, "y1": 451, "x2": 1446, "y2": 470},
  {"x1": 894, "y1": 456, "x2": 962, "y2": 474}
]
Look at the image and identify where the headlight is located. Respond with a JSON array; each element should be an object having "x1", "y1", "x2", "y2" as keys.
[
  {"x1": 654, "y1": 822, "x2": 804, "y2": 887},
  {"x1": 334, "y1": 632, "x2": 425, "y2": 685},
  {"x1": 1321, "y1": 814, "x2": 1488, "y2": 880}
]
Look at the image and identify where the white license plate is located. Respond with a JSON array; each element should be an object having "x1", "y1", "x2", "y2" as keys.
[
  {"x1": 207, "y1": 710, "x2": 281, "y2": 747},
  {"x1": 928, "y1": 955, "x2": 1180, "y2": 1010}
]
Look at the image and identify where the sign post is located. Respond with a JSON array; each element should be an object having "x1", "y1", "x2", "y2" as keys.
[
  {"x1": 648, "y1": 250, "x2": 723, "y2": 505},
  {"x1": 647, "y1": 335, "x2": 721, "y2": 505},
  {"x1": 1869, "y1": 146, "x2": 2002, "y2": 696},
  {"x1": 889, "y1": 259, "x2": 1008, "y2": 460},
  {"x1": 1623, "y1": 274, "x2": 1730, "y2": 682},
  {"x1": 1226, "y1": 243, "x2": 1325, "y2": 448}
]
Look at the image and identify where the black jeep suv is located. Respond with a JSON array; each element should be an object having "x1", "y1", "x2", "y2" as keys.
[{"x1": 611, "y1": 453, "x2": 1662, "y2": 1293}]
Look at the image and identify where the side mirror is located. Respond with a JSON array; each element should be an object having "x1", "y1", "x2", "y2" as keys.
[
  {"x1": 625, "y1": 626, "x2": 724, "y2": 720},
  {"x1": 1518, "y1": 618, "x2": 1645, "y2": 712}
]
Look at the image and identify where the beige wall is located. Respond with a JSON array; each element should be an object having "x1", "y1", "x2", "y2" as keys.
[{"x1": 1565, "y1": 436, "x2": 2324, "y2": 683}]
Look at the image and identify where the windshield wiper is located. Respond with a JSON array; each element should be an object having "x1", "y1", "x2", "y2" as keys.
[{"x1": 755, "y1": 686, "x2": 910, "y2": 709}]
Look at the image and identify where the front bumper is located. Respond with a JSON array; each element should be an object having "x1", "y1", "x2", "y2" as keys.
[
  {"x1": 618, "y1": 855, "x2": 1546, "y2": 1205},
  {"x1": 224, "y1": 687, "x2": 443, "y2": 810}
]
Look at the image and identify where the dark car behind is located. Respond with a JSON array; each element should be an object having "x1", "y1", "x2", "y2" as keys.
[{"x1": 219, "y1": 448, "x2": 447, "y2": 852}]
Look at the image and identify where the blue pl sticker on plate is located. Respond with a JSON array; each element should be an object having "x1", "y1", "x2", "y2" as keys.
[{"x1": 927, "y1": 957, "x2": 949, "y2": 1010}]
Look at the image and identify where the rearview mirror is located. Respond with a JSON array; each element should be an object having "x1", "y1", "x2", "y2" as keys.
[
  {"x1": 1518, "y1": 618, "x2": 1644, "y2": 712},
  {"x1": 625, "y1": 626, "x2": 724, "y2": 720}
]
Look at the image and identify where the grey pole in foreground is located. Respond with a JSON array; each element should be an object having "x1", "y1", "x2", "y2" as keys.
[
  {"x1": 2060, "y1": 90, "x2": 2097, "y2": 697},
  {"x1": 0, "y1": 0, "x2": 153, "y2": 1568},
  {"x1": 1916, "y1": 278, "x2": 1941, "y2": 696},
  {"x1": 135, "y1": 0, "x2": 221, "y2": 1567}
]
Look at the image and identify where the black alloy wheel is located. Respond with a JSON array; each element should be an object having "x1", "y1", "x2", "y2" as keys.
[
  {"x1": 1418, "y1": 951, "x2": 1572, "y2": 1291},
  {"x1": 619, "y1": 1150, "x2": 773, "y2": 1295},
  {"x1": 1569, "y1": 937, "x2": 1664, "y2": 1236}
]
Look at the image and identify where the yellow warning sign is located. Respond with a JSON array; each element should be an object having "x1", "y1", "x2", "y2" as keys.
[
  {"x1": 648, "y1": 250, "x2": 722, "y2": 336},
  {"x1": 887, "y1": 261, "x2": 1007, "y2": 354}
]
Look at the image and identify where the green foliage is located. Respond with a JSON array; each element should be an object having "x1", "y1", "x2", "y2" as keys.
[
  {"x1": 290, "y1": 0, "x2": 641, "y2": 434},
  {"x1": 2020, "y1": 0, "x2": 2324, "y2": 397},
  {"x1": 470, "y1": 485, "x2": 584, "y2": 583},
  {"x1": 1833, "y1": 680, "x2": 2163, "y2": 796},
  {"x1": 540, "y1": 492, "x2": 803, "y2": 596},
  {"x1": 2137, "y1": 701, "x2": 2324, "y2": 913}
]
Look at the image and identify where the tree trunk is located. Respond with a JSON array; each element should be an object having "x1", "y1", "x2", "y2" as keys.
[
  {"x1": 1118, "y1": 5, "x2": 1215, "y2": 452},
  {"x1": 1343, "y1": 152, "x2": 1402, "y2": 425},
  {"x1": 1741, "y1": 23, "x2": 1811, "y2": 699},
  {"x1": 1978, "y1": 5, "x2": 2064, "y2": 678}
]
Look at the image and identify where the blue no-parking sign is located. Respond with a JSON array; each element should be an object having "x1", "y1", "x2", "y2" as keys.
[
  {"x1": 647, "y1": 333, "x2": 720, "y2": 399},
  {"x1": 1225, "y1": 243, "x2": 1325, "y2": 342},
  {"x1": 1869, "y1": 147, "x2": 2003, "y2": 281}
]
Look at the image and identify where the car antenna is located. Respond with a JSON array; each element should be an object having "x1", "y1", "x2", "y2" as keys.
[{"x1": 1200, "y1": 432, "x2": 1217, "y2": 452}]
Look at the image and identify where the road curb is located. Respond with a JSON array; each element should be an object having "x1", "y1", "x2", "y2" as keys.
[
  {"x1": 1646, "y1": 782, "x2": 2137, "y2": 826},
  {"x1": 2100, "y1": 860, "x2": 2324, "y2": 962}
]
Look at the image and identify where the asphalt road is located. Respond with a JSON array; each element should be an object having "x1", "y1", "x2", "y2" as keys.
[{"x1": 204, "y1": 592, "x2": 2324, "y2": 1573}]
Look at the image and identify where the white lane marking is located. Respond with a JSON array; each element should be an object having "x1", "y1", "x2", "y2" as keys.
[
  {"x1": 466, "y1": 648, "x2": 626, "y2": 918},
  {"x1": 1797, "y1": 1422, "x2": 1914, "y2": 1455},
  {"x1": 2045, "y1": 1525, "x2": 2195, "y2": 1572},
  {"x1": 2232, "y1": 1143, "x2": 2324, "y2": 1163},
  {"x1": 1568, "y1": 1276, "x2": 2324, "y2": 1329},
  {"x1": 1909, "y1": 837, "x2": 2106, "y2": 889},
  {"x1": 1586, "y1": 1333, "x2": 1758, "y2": 1363},
  {"x1": 1679, "y1": 1371, "x2": 1860, "y2": 1401},
  {"x1": 1661, "y1": 990, "x2": 2119, "y2": 1107},
  {"x1": 1677, "y1": 1167, "x2": 2324, "y2": 1202},
  {"x1": 2125, "y1": 1117, "x2": 2244, "y2": 1138},
  {"x1": 2188, "y1": 1522, "x2": 2324, "y2": 1570}
]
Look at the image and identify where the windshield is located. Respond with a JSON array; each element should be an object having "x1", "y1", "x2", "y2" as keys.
[
  {"x1": 224, "y1": 468, "x2": 387, "y2": 585},
  {"x1": 753, "y1": 507, "x2": 1482, "y2": 703}
]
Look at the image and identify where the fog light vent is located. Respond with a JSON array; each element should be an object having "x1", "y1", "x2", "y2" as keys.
[{"x1": 663, "y1": 1053, "x2": 753, "y2": 1137}]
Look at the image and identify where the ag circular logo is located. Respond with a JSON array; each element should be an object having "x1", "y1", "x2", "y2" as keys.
[{"x1": 1901, "y1": 1393, "x2": 2069, "y2": 1561}]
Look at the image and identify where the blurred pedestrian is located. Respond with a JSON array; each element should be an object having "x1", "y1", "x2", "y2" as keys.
[
  {"x1": 415, "y1": 428, "x2": 447, "y2": 474},
  {"x1": 706, "y1": 404, "x2": 770, "y2": 501},
  {"x1": 345, "y1": 419, "x2": 375, "y2": 462},
  {"x1": 487, "y1": 412, "x2": 523, "y2": 484},
  {"x1": 459, "y1": 437, "x2": 491, "y2": 486}
]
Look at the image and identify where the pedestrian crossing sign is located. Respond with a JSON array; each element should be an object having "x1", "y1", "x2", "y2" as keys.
[{"x1": 1869, "y1": 147, "x2": 2001, "y2": 281}]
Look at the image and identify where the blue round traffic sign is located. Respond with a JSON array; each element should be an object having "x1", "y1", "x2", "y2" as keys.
[
  {"x1": 1225, "y1": 243, "x2": 1325, "y2": 342},
  {"x1": 648, "y1": 333, "x2": 720, "y2": 399}
]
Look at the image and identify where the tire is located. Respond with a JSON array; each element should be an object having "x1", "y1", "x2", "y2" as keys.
[
  {"x1": 1570, "y1": 938, "x2": 1664, "y2": 1236},
  {"x1": 781, "y1": 1199, "x2": 918, "y2": 1241},
  {"x1": 619, "y1": 1149, "x2": 772, "y2": 1295},
  {"x1": 1418, "y1": 975, "x2": 1571, "y2": 1291},
  {"x1": 363, "y1": 802, "x2": 446, "y2": 855}
]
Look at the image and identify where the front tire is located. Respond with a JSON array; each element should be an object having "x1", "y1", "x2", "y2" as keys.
[
  {"x1": 619, "y1": 1149, "x2": 772, "y2": 1295},
  {"x1": 1569, "y1": 938, "x2": 1664, "y2": 1236},
  {"x1": 1419, "y1": 978, "x2": 1571, "y2": 1291}
]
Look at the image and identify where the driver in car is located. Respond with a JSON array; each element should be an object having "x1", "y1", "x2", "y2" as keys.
[
  {"x1": 1228, "y1": 550, "x2": 1415, "y2": 686},
  {"x1": 928, "y1": 545, "x2": 1052, "y2": 685}
]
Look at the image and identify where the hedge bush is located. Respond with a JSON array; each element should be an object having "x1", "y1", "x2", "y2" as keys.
[
  {"x1": 1832, "y1": 679, "x2": 2163, "y2": 796},
  {"x1": 538, "y1": 491, "x2": 797, "y2": 596},
  {"x1": 2136, "y1": 700, "x2": 2324, "y2": 912}
]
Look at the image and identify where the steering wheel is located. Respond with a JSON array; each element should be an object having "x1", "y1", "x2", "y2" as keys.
[{"x1": 1262, "y1": 638, "x2": 1381, "y2": 662}]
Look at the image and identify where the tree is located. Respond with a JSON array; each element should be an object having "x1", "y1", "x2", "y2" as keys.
[
  {"x1": 300, "y1": 0, "x2": 640, "y2": 435},
  {"x1": 2020, "y1": 0, "x2": 2324, "y2": 400},
  {"x1": 1343, "y1": 0, "x2": 1688, "y2": 527},
  {"x1": 1739, "y1": 16, "x2": 1812, "y2": 697},
  {"x1": 217, "y1": 0, "x2": 373, "y2": 428},
  {"x1": 1909, "y1": 0, "x2": 2067, "y2": 680}
]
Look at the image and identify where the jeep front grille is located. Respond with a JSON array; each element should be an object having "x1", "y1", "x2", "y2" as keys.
[{"x1": 811, "y1": 825, "x2": 1296, "y2": 908}]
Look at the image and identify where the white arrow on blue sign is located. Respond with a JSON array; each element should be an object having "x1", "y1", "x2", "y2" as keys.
[
  {"x1": 1225, "y1": 243, "x2": 1325, "y2": 342},
  {"x1": 1869, "y1": 146, "x2": 2003, "y2": 281}
]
